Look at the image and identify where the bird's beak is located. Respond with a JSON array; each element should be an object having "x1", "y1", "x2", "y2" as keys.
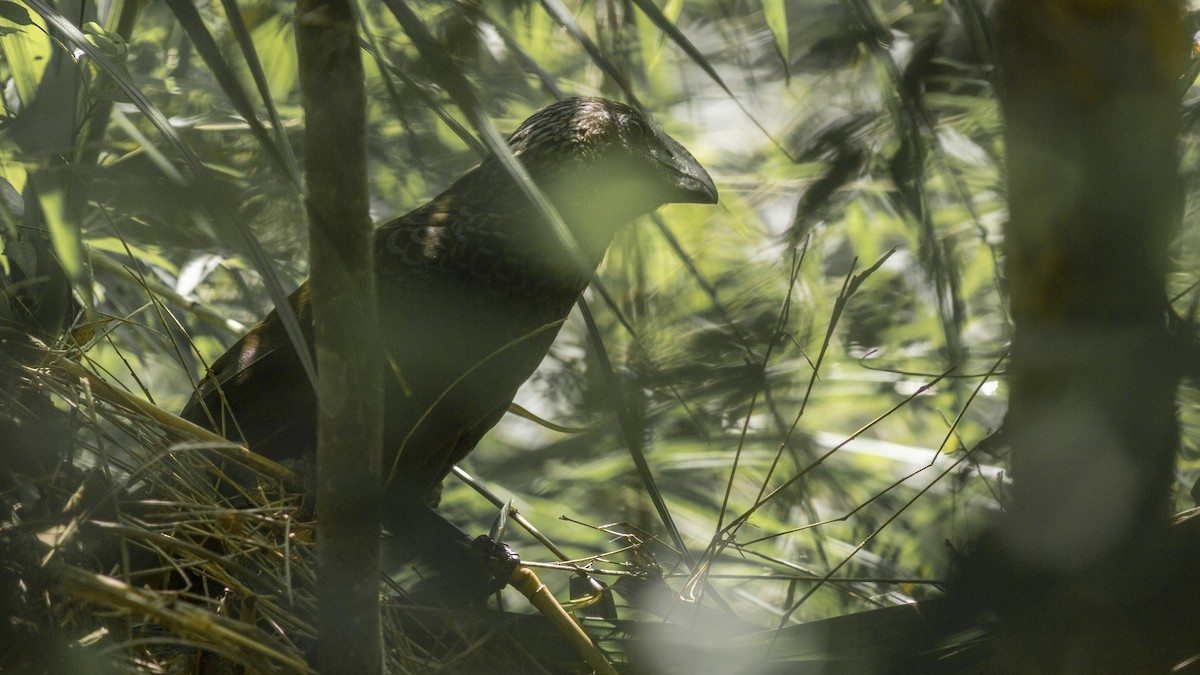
[{"x1": 653, "y1": 132, "x2": 719, "y2": 205}]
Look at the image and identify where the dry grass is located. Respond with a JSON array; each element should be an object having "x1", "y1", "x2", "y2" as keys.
[{"x1": 0, "y1": 348, "x2": 613, "y2": 673}]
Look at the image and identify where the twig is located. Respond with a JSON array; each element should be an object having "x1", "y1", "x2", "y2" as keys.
[{"x1": 509, "y1": 566, "x2": 617, "y2": 675}]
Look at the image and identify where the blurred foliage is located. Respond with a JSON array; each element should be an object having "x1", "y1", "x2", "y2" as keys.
[{"x1": 3, "y1": 0, "x2": 1200, "y2": 663}]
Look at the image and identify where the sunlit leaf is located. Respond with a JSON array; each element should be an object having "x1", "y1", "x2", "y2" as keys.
[
  {"x1": 248, "y1": 13, "x2": 299, "y2": 106},
  {"x1": 0, "y1": 5, "x2": 48, "y2": 107},
  {"x1": 35, "y1": 183, "x2": 92, "y2": 313},
  {"x1": 762, "y1": 0, "x2": 789, "y2": 74}
]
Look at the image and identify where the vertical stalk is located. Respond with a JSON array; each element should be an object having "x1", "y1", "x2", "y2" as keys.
[{"x1": 295, "y1": 1, "x2": 382, "y2": 672}]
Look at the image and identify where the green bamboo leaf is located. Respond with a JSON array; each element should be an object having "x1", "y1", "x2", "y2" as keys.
[
  {"x1": 0, "y1": 175, "x2": 21, "y2": 215},
  {"x1": 0, "y1": 5, "x2": 48, "y2": 106},
  {"x1": 82, "y1": 21, "x2": 125, "y2": 56},
  {"x1": 34, "y1": 183, "x2": 92, "y2": 314},
  {"x1": 245, "y1": 13, "x2": 298, "y2": 108},
  {"x1": 87, "y1": 236, "x2": 178, "y2": 274},
  {"x1": 761, "y1": 0, "x2": 789, "y2": 76},
  {"x1": 0, "y1": 175, "x2": 22, "y2": 247}
]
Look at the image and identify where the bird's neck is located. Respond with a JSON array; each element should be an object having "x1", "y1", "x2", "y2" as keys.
[{"x1": 472, "y1": 168, "x2": 637, "y2": 275}]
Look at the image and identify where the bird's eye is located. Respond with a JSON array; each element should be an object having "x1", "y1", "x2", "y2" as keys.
[{"x1": 627, "y1": 118, "x2": 648, "y2": 140}]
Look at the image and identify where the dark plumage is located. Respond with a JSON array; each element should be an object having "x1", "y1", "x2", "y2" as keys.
[{"x1": 181, "y1": 97, "x2": 716, "y2": 526}]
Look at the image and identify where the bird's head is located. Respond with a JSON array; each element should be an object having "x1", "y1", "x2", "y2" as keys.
[{"x1": 505, "y1": 97, "x2": 718, "y2": 245}]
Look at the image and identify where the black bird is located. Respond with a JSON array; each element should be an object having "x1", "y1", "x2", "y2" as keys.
[{"x1": 181, "y1": 97, "x2": 716, "y2": 550}]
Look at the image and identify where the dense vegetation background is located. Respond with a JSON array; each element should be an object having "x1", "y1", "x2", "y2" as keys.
[{"x1": 2, "y1": 0, "x2": 1199, "y2": 671}]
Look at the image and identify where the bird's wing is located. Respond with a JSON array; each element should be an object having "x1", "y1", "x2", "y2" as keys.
[{"x1": 180, "y1": 285, "x2": 318, "y2": 460}]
